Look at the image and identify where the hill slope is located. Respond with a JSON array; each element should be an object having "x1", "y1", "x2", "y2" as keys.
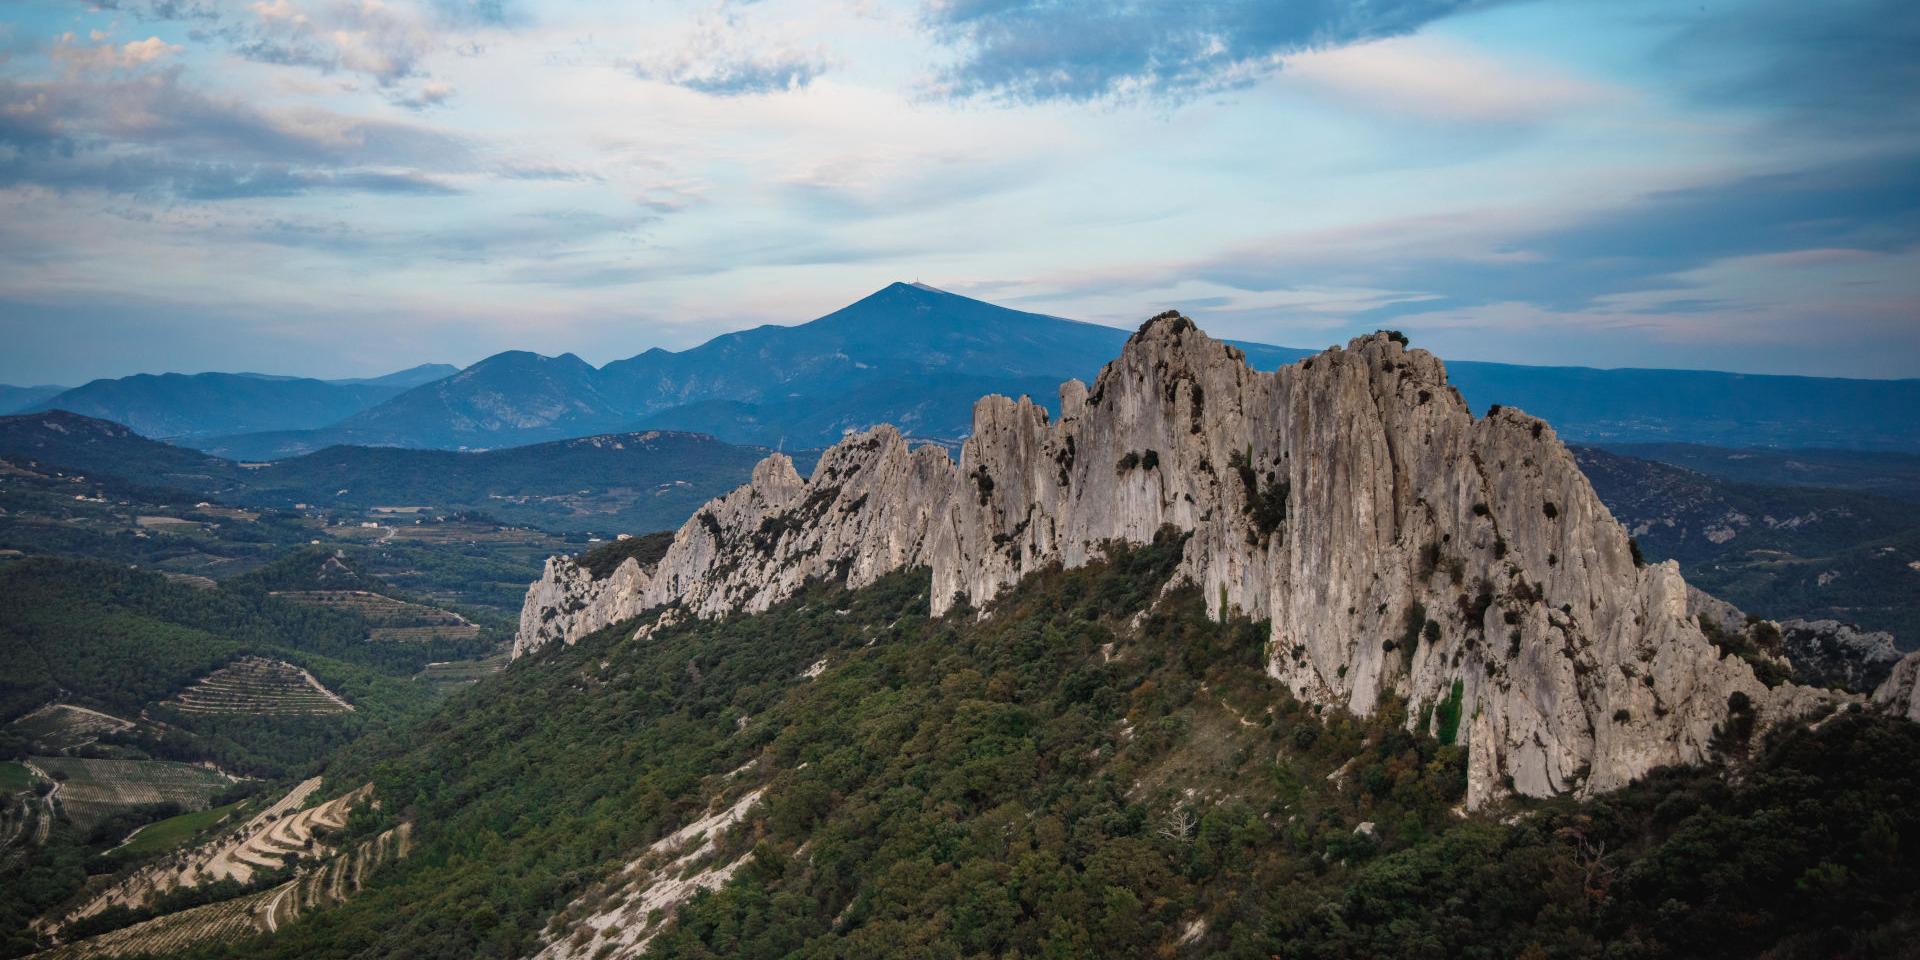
[
  {"x1": 136, "y1": 538, "x2": 1920, "y2": 960},
  {"x1": 0, "y1": 411, "x2": 785, "y2": 535},
  {"x1": 0, "y1": 384, "x2": 65, "y2": 415},
  {"x1": 1601, "y1": 442, "x2": 1920, "y2": 503},
  {"x1": 29, "y1": 373, "x2": 413, "y2": 442},
  {"x1": 1575, "y1": 447, "x2": 1920, "y2": 644}
]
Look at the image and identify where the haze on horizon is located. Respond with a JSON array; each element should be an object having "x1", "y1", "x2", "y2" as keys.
[{"x1": 1, "y1": 0, "x2": 1916, "y2": 385}]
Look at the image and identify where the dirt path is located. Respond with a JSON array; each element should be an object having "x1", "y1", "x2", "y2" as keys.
[
  {"x1": 261, "y1": 880, "x2": 297, "y2": 932},
  {"x1": 292, "y1": 667, "x2": 355, "y2": 713},
  {"x1": 23, "y1": 760, "x2": 57, "y2": 845}
]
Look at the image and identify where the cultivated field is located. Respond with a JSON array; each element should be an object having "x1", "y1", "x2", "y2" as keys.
[
  {"x1": 6, "y1": 704, "x2": 137, "y2": 752},
  {"x1": 161, "y1": 657, "x2": 352, "y2": 716},
  {"x1": 31, "y1": 821, "x2": 411, "y2": 959},
  {"x1": 117, "y1": 800, "x2": 243, "y2": 856},
  {"x1": 33, "y1": 884, "x2": 277, "y2": 959},
  {"x1": 62, "y1": 778, "x2": 373, "y2": 924},
  {"x1": 414, "y1": 652, "x2": 508, "y2": 693},
  {"x1": 27, "y1": 758, "x2": 234, "y2": 831},
  {"x1": 271, "y1": 589, "x2": 482, "y2": 643}
]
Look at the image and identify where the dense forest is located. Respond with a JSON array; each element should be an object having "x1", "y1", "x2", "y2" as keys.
[
  {"x1": 0, "y1": 555, "x2": 483, "y2": 724},
  {"x1": 143, "y1": 534, "x2": 1917, "y2": 960}
]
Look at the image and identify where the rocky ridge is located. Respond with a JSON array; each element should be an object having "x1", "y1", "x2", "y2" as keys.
[{"x1": 517, "y1": 315, "x2": 1843, "y2": 806}]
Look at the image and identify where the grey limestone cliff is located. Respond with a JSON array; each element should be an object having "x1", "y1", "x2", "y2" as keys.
[{"x1": 517, "y1": 315, "x2": 1841, "y2": 806}]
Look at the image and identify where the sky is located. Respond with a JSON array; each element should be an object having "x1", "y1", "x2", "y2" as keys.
[{"x1": 0, "y1": 0, "x2": 1916, "y2": 385}]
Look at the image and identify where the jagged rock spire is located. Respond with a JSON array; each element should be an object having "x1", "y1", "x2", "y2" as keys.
[{"x1": 517, "y1": 314, "x2": 1837, "y2": 807}]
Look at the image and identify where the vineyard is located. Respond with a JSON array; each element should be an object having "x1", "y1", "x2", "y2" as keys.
[
  {"x1": 61, "y1": 779, "x2": 373, "y2": 925},
  {"x1": 31, "y1": 821, "x2": 412, "y2": 959},
  {"x1": 5, "y1": 704, "x2": 136, "y2": 752},
  {"x1": 161, "y1": 658, "x2": 353, "y2": 716},
  {"x1": 270, "y1": 590, "x2": 481, "y2": 643},
  {"x1": 26, "y1": 758, "x2": 233, "y2": 831}
]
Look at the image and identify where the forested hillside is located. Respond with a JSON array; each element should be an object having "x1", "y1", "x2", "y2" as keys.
[
  {"x1": 0, "y1": 556, "x2": 469, "y2": 766},
  {"x1": 150, "y1": 536, "x2": 1919, "y2": 960},
  {"x1": 1576, "y1": 448, "x2": 1920, "y2": 645},
  {"x1": 0, "y1": 411, "x2": 783, "y2": 536}
]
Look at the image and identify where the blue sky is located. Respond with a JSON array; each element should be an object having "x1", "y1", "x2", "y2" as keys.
[{"x1": 1, "y1": 0, "x2": 1915, "y2": 383}]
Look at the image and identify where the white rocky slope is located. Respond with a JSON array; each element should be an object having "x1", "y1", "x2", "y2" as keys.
[{"x1": 517, "y1": 316, "x2": 1840, "y2": 806}]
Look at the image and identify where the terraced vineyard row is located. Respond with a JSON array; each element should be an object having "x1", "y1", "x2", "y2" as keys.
[
  {"x1": 33, "y1": 886, "x2": 276, "y2": 959},
  {"x1": 32, "y1": 822, "x2": 413, "y2": 959},
  {"x1": 63, "y1": 779, "x2": 372, "y2": 924},
  {"x1": 161, "y1": 657, "x2": 352, "y2": 716}
]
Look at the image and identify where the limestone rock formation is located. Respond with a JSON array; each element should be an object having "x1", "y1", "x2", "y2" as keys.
[
  {"x1": 517, "y1": 315, "x2": 1841, "y2": 806},
  {"x1": 1779, "y1": 619, "x2": 1903, "y2": 692},
  {"x1": 1874, "y1": 652, "x2": 1920, "y2": 722}
]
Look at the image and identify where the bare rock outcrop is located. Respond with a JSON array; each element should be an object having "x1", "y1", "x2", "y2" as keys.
[
  {"x1": 517, "y1": 315, "x2": 1841, "y2": 806},
  {"x1": 1874, "y1": 651, "x2": 1920, "y2": 721}
]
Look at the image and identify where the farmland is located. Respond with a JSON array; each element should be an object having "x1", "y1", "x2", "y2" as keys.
[
  {"x1": 269, "y1": 590, "x2": 482, "y2": 644},
  {"x1": 27, "y1": 758, "x2": 234, "y2": 831},
  {"x1": 34, "y1": 821, "x2": 413, "y2": 959},
  {"x1": 61, "y1": 779, "x2": 373, "y2": 925},
  {"x1": 5, "y1": 704, "x2": 137, "y2": 753},
  {"x1": 413, "y1": 652, "x2": 509, "y2": 693},
  {"x1": 161, "y1": 658, "x2": 353, "y2": 717},
  {"x1": 117, "y1": 801, "x2": 244, "y2": 857}
]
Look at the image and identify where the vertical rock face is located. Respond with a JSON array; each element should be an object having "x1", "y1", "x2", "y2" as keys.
[
  {"x1": 1874, "y1": 652, "x2": 1920, "y2": 722},
  {"x1": 516, "y1": 315, "x2": 1839, "y2": 805}
]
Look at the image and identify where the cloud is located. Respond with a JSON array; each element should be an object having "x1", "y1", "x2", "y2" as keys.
[
  {"x1": 0, "y1": 62, "x2": 470, "y2": 200},
  {"x1": 1660, "y1": 0, "x2": 1920, "y2": 135},
  {"x1": 628, "y1": 6, "x2": 829, "y2": 96},
  {"x1": 88, "y1": 0, "x2": 223, "y2": 23},
  {"x1": 49, "y1": 34, "x2": 182, "y2": 73},
  {"x1": 236, "y1": 0, "x2": 440, "y2": 85},
  {"x1": 920, "y1": 0, "x2": 1491, "y2": 103},
  {"x1": 390, "y1": 79, "x2": 455, "y2": 109},
  {"x1": 975, "y1": 149, "x2": 1920, "y2": 371},
  {"x1": 1277, "y1": 34, "x2": 1620, "y2": 124}
]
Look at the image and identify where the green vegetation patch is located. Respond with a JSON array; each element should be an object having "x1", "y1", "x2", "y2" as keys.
[
  {"x1": 0, "y1": 759, "x2": 32, "y2": 792},
  {"x1": 575, "y1": 530, "x2": 676, "y2": 580},
  {"x1": 119, "y1": 800, "x2": 244, "y2": 856}
]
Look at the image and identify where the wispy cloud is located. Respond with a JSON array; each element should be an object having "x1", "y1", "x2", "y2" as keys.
[
  {"x1": 1277, "y1": 34, "x2": 1621, "y2": 124},
  {"x1": 627, "y1": 3, "x2": 828, "y2": 96},
  {"x1": 919, "y1": 0, "x2": 1492, "y2": 103},
  {"x1": 0, "y1": 52, "x2": 471, "y2": 200}
]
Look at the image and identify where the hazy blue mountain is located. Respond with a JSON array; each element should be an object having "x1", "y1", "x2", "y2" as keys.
[
  {"x1": 1600, "y1": 443, "x2": 1920, "y2": 503},
  {"x1": 185, "y1": 283, "x2": 1920, "y2": 457},
  {"x1": 600, "y1": 281, "x2": 1127, "y2": 411},
  {"x1": 205, "y1": 283, "x2": 1138, "y2": 457},
  {"x1": 0, "y1": 409, "x2": 243, "y2": 490},
  {"x1": 0, "y1": 383, "x2": 65, "y2": 414},
  {"x1": 1446, "y1": 361, "x2": 1920, "y2": 451},
  {"x1": 0, "y1": 410, "x2": 786, "y2": 534},
  {"x1": 27, "y1": 371, "x2": 417, "y2": 440},
  {"x1": 329, "y1": 362, "x2": 460, "y2": 388}
]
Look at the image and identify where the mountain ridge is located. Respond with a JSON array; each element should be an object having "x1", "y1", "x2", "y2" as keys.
[
  {"x1": 203, "y1": 284, "x2": 1920, "y2": 458},
  {"x1": 516, "y1": 313, "x2": 1840, "y2": 808},
  {"x1": 24, "y1": 369, "x2": 429, "y2": 441}
]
